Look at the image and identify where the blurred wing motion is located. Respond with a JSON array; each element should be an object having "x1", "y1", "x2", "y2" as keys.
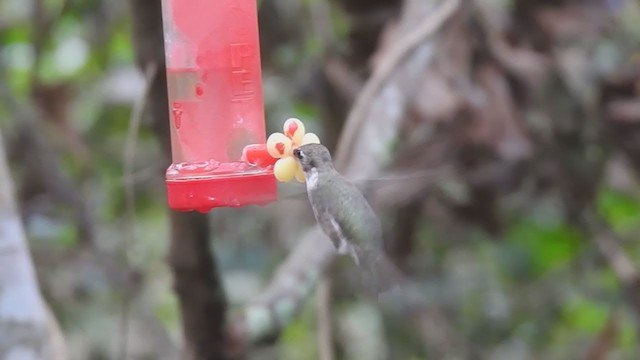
[{"x1": 277, "y1": 167, "x2": 450, "y2": 203}]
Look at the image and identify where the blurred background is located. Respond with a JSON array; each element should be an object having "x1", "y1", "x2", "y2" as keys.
[{"x1": 2, "y1": 0, "x2": 640, "y2": 359}]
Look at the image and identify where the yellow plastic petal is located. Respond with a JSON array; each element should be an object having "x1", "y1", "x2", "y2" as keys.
[
  {"x1": 283, "y1": 118, "x2": 305, "y2": 145},
  {"x1": 301, "y1": 132, "x2": 320, "y2": 145},
  {"x1": 267, "y1": 133, "x2": 293, "y2": 158},
  {"x1": 274, "y1": 157, "x2": 297, "y2": 182}
]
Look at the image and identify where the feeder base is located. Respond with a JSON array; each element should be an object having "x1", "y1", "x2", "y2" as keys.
[{"x1": 166, "y1": 171, "x2": 277, "y2": 213}]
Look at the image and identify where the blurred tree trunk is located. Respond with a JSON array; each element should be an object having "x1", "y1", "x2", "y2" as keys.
[
  {"x1": 129, "y1": 1, "x2": 228, "y2": 359},
  {"x1": 0, "y1": 131, "x2": 66, "y2": 360}
]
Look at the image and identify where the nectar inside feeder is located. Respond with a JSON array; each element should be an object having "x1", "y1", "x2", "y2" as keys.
[{"x1": 161, "y1": 0, "x2": 276, "y2": 212}]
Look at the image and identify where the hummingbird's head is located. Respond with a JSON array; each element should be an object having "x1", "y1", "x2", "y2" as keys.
[{"x1": 293, "y1": 144, "x2": 334, "y2": 173}]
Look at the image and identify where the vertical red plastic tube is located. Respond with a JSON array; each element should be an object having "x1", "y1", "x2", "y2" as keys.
[{"x1": 161, "y1": 0, "x2": 276, "y2": 212}]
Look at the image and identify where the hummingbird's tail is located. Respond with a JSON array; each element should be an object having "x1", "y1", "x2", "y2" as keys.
[
  {"x1": 360, "y1": 251, "x2": 421, "y2": 314},
  {"x1": 358, "y1": 249, "x2": 406, "y2": 297}
]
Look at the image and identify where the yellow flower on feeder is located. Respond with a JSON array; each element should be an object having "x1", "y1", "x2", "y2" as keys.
[{"x1": 266, "y1": 118, "x2": 321, "y2": 182}]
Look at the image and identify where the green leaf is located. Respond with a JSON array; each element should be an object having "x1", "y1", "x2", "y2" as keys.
[
  {"x1": 0, "y1": 24, "x2": 30, "y2": 43},
  {"x1": 108, "y1": 21, "x2": 134, "y2": 64},
  {"x1": 597, "y1": 188, "x2": 640, "y2": 233},
  {"x1": 154, "y1": 294, "x2": 180, "y2": 331},
  {"x1": 506, "y1": 219, "x2": 581, "y2": 277},
  {"x1": 562, "y1": 296, "x2": 608, "y2": 333},
  {"x1": 280, "y1": 309, "x2": 317, "y2": 360},
  {"x1": 618, "y1": 314, "x2": 638, "y2": 349}
]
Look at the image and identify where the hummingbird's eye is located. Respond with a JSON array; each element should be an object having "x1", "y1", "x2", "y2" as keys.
[{"x1": 294, "y1": 148, "x2": 304, "y2": 159}]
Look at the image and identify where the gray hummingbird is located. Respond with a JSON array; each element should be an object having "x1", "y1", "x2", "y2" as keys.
[{"x1": 293, "y1": 143, "x2": 400, "y2": 294}]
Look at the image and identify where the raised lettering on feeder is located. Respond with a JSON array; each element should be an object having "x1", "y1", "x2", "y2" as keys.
[{"x1": 230, "y1": 43, "x2": 254, "y2": 102}]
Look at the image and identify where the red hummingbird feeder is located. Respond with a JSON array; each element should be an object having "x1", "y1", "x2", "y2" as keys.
[{"x1": 161, "y1": 0, "x2": 277, "y2": 212}]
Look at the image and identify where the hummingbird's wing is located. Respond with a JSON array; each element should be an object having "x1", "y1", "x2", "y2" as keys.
[
  {"x1": 311, "y1": 181, "x2": 409, "y2": 301},
  {"x1": 313, "y1": 206, "x2": 361, "y2": 265},
  {"x1": 278, "y1": 167, "x2": 449, "y2": 203},
  {"x1": 311, "y1": 175, "x2": 384, "y2": 263}
]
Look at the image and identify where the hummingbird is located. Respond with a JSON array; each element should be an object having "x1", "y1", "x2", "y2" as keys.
[{"x1": 293, "y1": 143, "x2": 401, "y2": 294}]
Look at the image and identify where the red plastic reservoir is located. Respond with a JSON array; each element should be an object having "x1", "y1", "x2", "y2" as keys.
[{"x1": 161, "y1": 0, "x2": 276, "y2": 212}]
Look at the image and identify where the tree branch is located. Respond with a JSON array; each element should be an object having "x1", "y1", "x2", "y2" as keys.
[
  {"x1": 0, "y1": 130, "x2": 66, "y2": 360},
  {"x1": 119, "y1": 60, "x2": 160, "y2": 359},
  {"x1": 334, "y1": 0, "x2": 461, "y2": 169},
  {"x1": 317, "y1": 278, "x2": 335, "y2": 360}
]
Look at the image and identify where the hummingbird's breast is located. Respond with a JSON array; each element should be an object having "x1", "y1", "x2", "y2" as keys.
[{"x1": 305, "y1": 168, "x2": 319, "y2": 190}]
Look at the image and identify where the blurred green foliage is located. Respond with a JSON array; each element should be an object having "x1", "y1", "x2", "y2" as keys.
[
  {"x1": 598, "y1": 188, "x2": 640, "y2": 233},
  {"x1": 2, "y1": 0, "x2": 640, "y2": 359}
]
